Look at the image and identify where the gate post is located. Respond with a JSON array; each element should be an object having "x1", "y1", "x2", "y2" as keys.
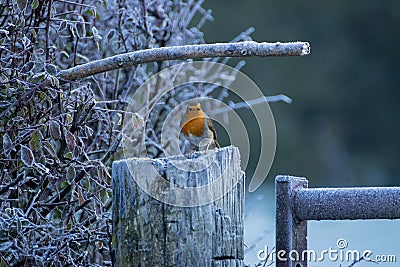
[{"x1": 275, "y1": 176, "x2": 308, "y2": 267}]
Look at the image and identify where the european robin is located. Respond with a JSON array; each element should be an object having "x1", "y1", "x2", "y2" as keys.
[{"x1": 180, "y1": 103, "x2": 220, "y2": 151}]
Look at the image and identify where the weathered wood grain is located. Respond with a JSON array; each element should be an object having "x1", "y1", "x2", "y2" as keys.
[{"x1": 112, "y1": 146, "x2": 244, "y2": 267}]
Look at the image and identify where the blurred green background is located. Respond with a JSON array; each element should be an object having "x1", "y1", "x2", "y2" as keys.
[
  {"x1": 202, "y1": 1, "x2": 400, "y2": 265},
  {"x1": 203, "y1": 0, "x2": 400, "y2": 187}
]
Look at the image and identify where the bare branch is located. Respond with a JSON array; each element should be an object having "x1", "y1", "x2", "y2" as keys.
[
  {"x1": 210, "y1": 94, "x2": 293, "y2": 116},
  {"x1": 57, "y1": 41, "x2": 311, "y2": 81}
]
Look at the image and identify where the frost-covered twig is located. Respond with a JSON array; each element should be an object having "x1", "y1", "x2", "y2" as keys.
[
  {"x1": 57, "y1": 41, "x2": 310, "y2": 81},
  {"x1": 210, "y1": 94, "x2": 293, "y2": 116},
  {"x1": 347, "y1": 255, "x2": 378, "y2": 267}
]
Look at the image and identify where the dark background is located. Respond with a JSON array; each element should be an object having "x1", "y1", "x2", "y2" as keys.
[{"x1": 203, "y1": 0, "x2": 400, "y2": 187}]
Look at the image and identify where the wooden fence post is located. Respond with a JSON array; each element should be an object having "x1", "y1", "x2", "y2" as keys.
[{"x1": 111, "y1": 146, "x2": 245, "y2": 267}]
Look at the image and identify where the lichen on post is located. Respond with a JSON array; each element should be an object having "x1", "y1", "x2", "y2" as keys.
[{"x1": 112, "y1": 146, "x2": 245, "y2": 267}]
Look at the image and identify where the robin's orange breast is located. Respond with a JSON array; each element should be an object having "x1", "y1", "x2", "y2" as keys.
[{"x1": 181, "y1": 117, "x2": 205, "y2": 137}]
